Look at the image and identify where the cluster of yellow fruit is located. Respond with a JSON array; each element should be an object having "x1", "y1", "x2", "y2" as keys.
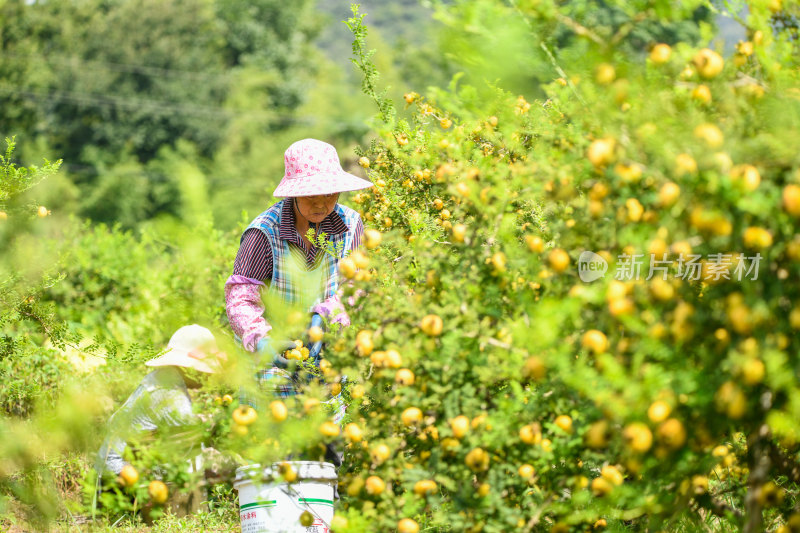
[
  {"x1": 116, "y1": 465, "x2": 168, "y2": 504},
  {"x1": 284, "y1": 339, "x2": 311, "y2": 361}
]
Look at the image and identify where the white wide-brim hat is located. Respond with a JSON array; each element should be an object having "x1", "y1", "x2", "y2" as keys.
[
  {"x1": 272, "y1": 138, "x2": 373, "y2": 198},
  {"x1": 145, "y1": 324, "x2": 223, "y2": 374}
]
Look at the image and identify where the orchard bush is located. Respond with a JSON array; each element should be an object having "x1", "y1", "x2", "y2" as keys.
[{"x1": 315, "y1": 2, "x2": 800, "y2": 532}]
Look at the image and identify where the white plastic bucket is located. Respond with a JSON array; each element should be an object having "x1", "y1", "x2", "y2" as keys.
[{"x1": 234, "y1": 461, "x2": 337, "y2": 533}]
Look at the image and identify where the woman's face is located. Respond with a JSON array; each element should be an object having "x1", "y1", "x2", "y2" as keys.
[{"x1": 294, "y1": 194, "x2": 340, "y2": 224}]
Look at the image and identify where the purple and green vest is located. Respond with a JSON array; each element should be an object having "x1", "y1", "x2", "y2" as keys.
[{"x1": 245, "y1": 199, "x2": 360, "y2": 308}]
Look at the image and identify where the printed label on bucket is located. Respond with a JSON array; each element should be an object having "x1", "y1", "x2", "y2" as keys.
[
  {"x1": 305, "y1": 518, "x2": 330, "y2": 533},
  {"x1": 240, "y1": 500, "x2": 275, "y2": 533}
]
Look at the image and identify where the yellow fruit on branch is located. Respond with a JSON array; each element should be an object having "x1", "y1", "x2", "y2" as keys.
[
  {"x1": 675, "y1": 154, "x2": 697, "y2": 176},
  {"x1": 743, "y1": 226, "x2": 773, "y2": 249},
  {"x1": 548, "y1": 248, "x2": 570, "y2": 273},
  {"x1": 363, "y1": 228, "x2": 382, "y2": 249},
  {"x1": 344, "y1": 423, "x2": 363, "y2": 442},
  {"x1": 595, "y1": 63, "x2": 616, "y2": 85},
  {"x1": 232, "y1": 405, "x2": 257, "y2": 426},
  {"x1": 371, "y1": 443, "x2": 391, "y2": 464},
  {"x1": 736, "y1": 40, "x2": 754, "y2": 56},
  {"x1": 452, "y1": 223, "x2": 467, "y2": 243},
  {"x1": 339, "y1": 257, "x2": 357, "y2": 279},
  {"x1": 278, "y1": 462, "x2": 297, "y2": 482},
  {"x1": 756, "y1": 481, "x2": 786, "y2": 508},
  {"x1": 465, "y1": 447, "x2": 490, "y2": 472},
  {"x1": 587, "y1": 138, "x2": 616, "y2": 168},
  {"x1": 591, "y1": 476, "x2": 614, "y2": 496},
  {"x1": 490, "y1": 252, "x2": 507, "y2": 273},
  {"x1": 740, "y1": 358, "x2": 765, "y2": 385},
  {"x1": 581, "y1": 329, "x2": 608, "y2": 354},
  {"x1": 270, "y1": 401, "x2": 288, "y2": 422},
  {"x1": 522, "y1": 356, "x2": 546, "y2": 380},
  {"x1": 148, "y1": 480, "x2": 168, "y2": 504},
  {"x1": 303, "y1": 398, "x2": 321, "y2": 413},
  {"x1": 358, "y1": 157, "x2": 370, "y2": 168},
  {"x1": 365, "y1": 475, "x2": 386, "y2": 495},
  {"x1": 402, "y1": 407, "x2": 423, "y2": 427},
  {"x1": 398, "y1": 518, "x2": 420, "y2": 533},
  {"x1": 782, "y1": 184, "x2": 800, "y2": 216},
  {"x1": 625, "y1": 198, "x2": 644, "y2": 222},
  {"x1": 356, "y1": 330, "x2": 374, "y2": 356},
  {"x1": 395, "y1": 368, "x2": 415, "y2": 386},
  {"x1": 450, "y1": 415, "x2": 470, "y2": 439},
  {"x1": 693, "y1": 123, "x2": 724, "y2": 148},
  {"x1": 692, "y1": 48, "x2": 724, "y2": 79},
  {"x1": 623, "y1": 422, "x2": 653, "y2": 453},
  {"x1": 649, "y1": 43, "x2": 672, "y2": 64},
  {"x1": 525, "y1": 235, "x2": 544, "y2": 253},
  {"x1": 118, "y1": 465, "x2": 139, "y2": 487},
  {"x1": 554, "y1": 415, "x2": 573, "y2": 433},
  {"x1": 351, "y1": 250, "x2": 369, "y2": 270},
  {"x1": 420, "y1": 314, "x2": 444, "y2": 337},
  {"x1": 647, "y1": 401, "x2": 671, "y2": 424},
  {"x1": 715, "y1": 381, "x2": 747, "y2": 419},
  {"x1": 657, "y1": 418, "x2": 687, "y2": 450},
  {"x1": 601, "y1": 465, "x2": 624, "y2": 486},
  {"x1": 614, "y1": 162, "x2": 643, "y2": 182},
  {"x1": 730, "y1": 164, "x2": 761, "y2": 191},
  {"x1": 413, "y1": 479, "x2": 438, "y2": 496},
  {"x1": 308, "y1": 325, "x2": 324, "y2": 343},
  {"x1": 520, "y1": 423, "x2": 542, "y2": 445},
  {"x1": 385, "y1": 349, "x2": 402, "y2": 368},
  {"x1": 585, "y1": 420, "x2": 610, "y2": 449},
  {"x1": 518, "y1": 463, "x2": 535, "y2": 478},
  {"x1": 658, "y1": 182, "x2": 681, "y2": 207},
  {"x1": 691, "y1": 84, "x2": 712, "y2": 104},
  {"x1": 319, "y1": 421, "x2": 341, "y2": 438}
]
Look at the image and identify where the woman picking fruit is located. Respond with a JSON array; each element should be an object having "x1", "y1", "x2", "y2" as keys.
[
  {"x1": 225, "y1": 138, "x2": 372, "y2": 405},
  {"x1": 95, "y1": 325, "x2": 227, "y2": 483}
]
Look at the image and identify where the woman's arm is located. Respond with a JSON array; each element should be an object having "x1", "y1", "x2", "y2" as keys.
[{"x1": 226, "y1": 229, "x2": 273, "y2": 352}]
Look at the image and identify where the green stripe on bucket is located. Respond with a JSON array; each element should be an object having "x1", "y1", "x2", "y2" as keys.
[
  {"x1": 241, "y1": 500, "x2": 277, "y2": 511},
  {"x1": 299, "y1": 498, "x2": 334, "y2": 507}
]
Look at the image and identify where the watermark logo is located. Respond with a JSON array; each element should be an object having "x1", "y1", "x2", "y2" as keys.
[
  {"x1": 578, "y1": 251, "x2": 608, "y2": 282},
  {"x1": 577, "y1": 251, "x2": 762, "y2": 282}
]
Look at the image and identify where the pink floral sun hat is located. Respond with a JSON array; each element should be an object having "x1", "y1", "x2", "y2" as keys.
[{"x1": 272, "y1": 138, "x2": 373, "y2": 198}]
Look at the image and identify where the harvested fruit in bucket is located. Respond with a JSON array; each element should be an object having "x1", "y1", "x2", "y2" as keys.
[
  {"x1": 299, "y1": 510, "x2": 314, "y2": 527},
  {"x1": 284, "y1": 339, "x2": 309, "y2": 361}
]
